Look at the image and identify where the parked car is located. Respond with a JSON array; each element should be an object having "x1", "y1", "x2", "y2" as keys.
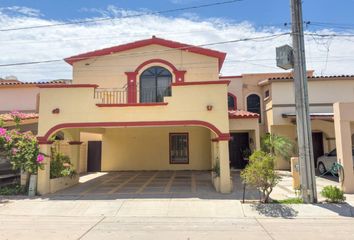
[{"x1": 317, "y1": 148, "x2": 354, "y2": 175}]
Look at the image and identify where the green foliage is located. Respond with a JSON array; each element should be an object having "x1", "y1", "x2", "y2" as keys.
[
  {"x1": 241, "y1": 150, "x2": 281, "y2": 203},
  {"x1": 261, "y1": 133, "x2": 295, "y2": 161},
  {"x1": 272, "y1": 198, "x2": 303, "y2": 204},
  {"x1": 212, "y1": 158, "x2": 220, "y2": 177},
  {"x1": 320, "y1": 185, "x2": 346, "y2": 203},
  {"x1": 0, "y1": 184, "x2": 26, "y2": 195},
  {"x1": 0, "y1": 128, "x2": 44, "y2": 174},
  {"x1": 50, "y1": 145, "x2": 76, "y2": 179},
  {"x1": 0, "y1": 119, "x2": 3, "y2": 128}
]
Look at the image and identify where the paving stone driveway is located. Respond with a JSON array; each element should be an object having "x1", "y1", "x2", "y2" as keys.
[{"x1": 51, "y1": 171, "x2": 223, "y2": 198}]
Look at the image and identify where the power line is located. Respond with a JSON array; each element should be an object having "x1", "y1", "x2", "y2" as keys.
[
  {"x1": 0, "y1": 32, "x2": 290, "y2": 67},
  {"x1": 0, "y1": 0, "x2": 242, "y2": 32}
]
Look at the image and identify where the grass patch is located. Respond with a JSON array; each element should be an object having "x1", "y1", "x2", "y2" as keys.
[
  {"x1": 0, "y1": 184, "x2": 26, "y2": 195},
  {"x1": 272, "y1": 198, "x2": 303, "y2": 204}
]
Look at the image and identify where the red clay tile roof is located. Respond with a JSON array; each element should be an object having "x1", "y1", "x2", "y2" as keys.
[
  {"x1": 0, "y1": 80, "x2": 67, "y2": 86},
  {"x1": 64, "y1": 36, "x2": 226, "y2": 71},
  {"x1": 0, "y1": 112, "x2": 39, "y2": 122},
  {"x1": 268, "y1": 75, "x2": 354, "y2": 80},
  {"x1": 258, "y1": 75, "x2": 354, "y2": 86},
  {"x1": 228, "y1": 110, "x2": 259, "y2": 119}
]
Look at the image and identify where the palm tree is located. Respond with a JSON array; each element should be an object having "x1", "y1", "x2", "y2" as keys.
[{"x1": 261, "y1": 133, "x2": 295, "y2": 161}]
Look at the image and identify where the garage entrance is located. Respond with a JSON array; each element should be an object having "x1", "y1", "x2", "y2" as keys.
[{"x1": 312, "y1": 132, "x2": 324, "y2": 167}]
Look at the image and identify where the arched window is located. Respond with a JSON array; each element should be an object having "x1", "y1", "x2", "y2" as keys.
[
  {"x1": 228, "y1": 93, "x2": 237, "y2": 110},
  {"x1": 247, "y1": 94, "x2": 261, "y2": 122},
  {"x1": 140, "y1": 66, "x2": 172, "y2": 103}
]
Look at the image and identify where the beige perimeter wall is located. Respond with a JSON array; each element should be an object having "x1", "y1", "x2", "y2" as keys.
[{"x1": 102, "y1": 126, "x2": 212, "y2": 171}]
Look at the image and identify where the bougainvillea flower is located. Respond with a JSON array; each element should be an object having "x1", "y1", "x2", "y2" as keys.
[
  {"x1": 36, "y1": 154, "x2": 45, "y2": 163},
  {"x1": 0, "y1": 128, "x2": 6, "y2": 136}
]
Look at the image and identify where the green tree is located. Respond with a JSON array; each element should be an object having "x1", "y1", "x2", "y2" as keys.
[
  {"x1": 241, "y1": 150, "x2": 281, "y2": 203},
  {"x1": 261, "y1": 133, "x2": 295, "y2": 161}
]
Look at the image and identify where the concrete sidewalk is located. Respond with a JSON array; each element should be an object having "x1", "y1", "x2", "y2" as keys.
[{"x1": 1, "y1": 197, "x2": 354, "y2": 240}]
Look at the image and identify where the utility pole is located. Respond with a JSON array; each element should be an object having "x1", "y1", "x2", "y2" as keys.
[{"x1": 290, "y1": 0, "x2": 317, "y2": 203}]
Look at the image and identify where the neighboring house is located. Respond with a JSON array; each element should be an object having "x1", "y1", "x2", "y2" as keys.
[{"x1": 0, "y1": 78, "x2": 70, "y2": 134}]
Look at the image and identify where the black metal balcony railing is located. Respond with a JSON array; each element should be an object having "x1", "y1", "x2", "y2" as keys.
[{"x1": 94, "y1": 86, "x2": 171, "y2": 104}]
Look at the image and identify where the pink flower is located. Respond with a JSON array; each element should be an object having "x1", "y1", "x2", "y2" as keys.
[
  {"x1": 0, "y1": 128, "x2": 6, "y2": 136},
  {"x1": 5, "y1": 135, "x2": 11, "y2": 142},
  {"x1": 36, "y1": 154, "x2": 45, "y2": 163}
]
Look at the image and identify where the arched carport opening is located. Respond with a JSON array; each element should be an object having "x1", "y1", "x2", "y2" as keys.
[{"x1": 37, "y1": 121, "x2": 232, "y2": 194}]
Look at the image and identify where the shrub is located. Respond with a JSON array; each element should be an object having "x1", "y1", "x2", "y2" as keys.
[
  {"x1": 320, "y1": 186, "x2": 346, "y2": 203},
  {"x1": 241, "y1": 150, "x2": 281, "y2": 203},
  {"x1": 212, "y1": 158, "x2": 220, "y2": 177},
  {"x1": 50, "y1": 146, "x2": 76, "y2": 179},
  {"x1": 261, "y1": 133, "x2": 295, "y2": 161},
  {"x1": 0, "y1": 128, "x2": 44, "y2": 175},
  {"x1": 0, "y1": 184, "x2": 26, "y2": 195}
]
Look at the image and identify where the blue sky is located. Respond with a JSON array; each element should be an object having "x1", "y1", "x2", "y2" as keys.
[
  {"x1": 0, "y1": 0, "x2": 353, "y2": 29},
  {"x1": 0, "y1": 0, "x2": 353, "y2": 81}
]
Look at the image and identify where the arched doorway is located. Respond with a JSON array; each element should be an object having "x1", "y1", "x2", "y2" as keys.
[{"x1": 139, "y1": 66, "x2": 172, "y2": 103}]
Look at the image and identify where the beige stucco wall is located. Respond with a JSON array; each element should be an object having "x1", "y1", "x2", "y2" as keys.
[
  {"x1": 0, "y1": 86, "x2": 39, "y2": 112},
  {"x1": 72, "y1": 44, "x2": 219, "y2": 88},
  {"x1": 38, "y1": 83, "x2": 230, "y2": 138},
  {"x1": 101, "y1": 126, "x2": 211, "y2": 171},
  {"x1": 333, "y1": 102, "x2": 354, "y2": 193}
]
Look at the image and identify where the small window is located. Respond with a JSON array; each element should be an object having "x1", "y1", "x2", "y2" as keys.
[
  {"x1": 247, "y1": 94, "x2": 261, "y2": 123},
  {"x1": 169, "y1": 133, "x2": 189, "y2": 164},
  {"x1": 265, "y1": 90, "x2": 270, "y2": 98},
  {"x1": 228, "y1": 93, "x2": 237, "y2": 110}
]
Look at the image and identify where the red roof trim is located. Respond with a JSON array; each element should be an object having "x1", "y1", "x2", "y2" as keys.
[
  {"x1": 37, "y1": 120, "x2": 229, "y2": 142},
  {"x1": 38, "y1": 84, "x2": 99, "y2": 88},
  {"x1": 64, "y1": 37, "x2": 226, "y2": 71},
  {"x1": 172, "y1": 80, "x2": 230, "y2": 86},
  {"x1": 96, "y1": 103, "x2": 168, "y2": 107}
]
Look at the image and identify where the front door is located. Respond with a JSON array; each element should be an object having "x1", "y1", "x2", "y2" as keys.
[
  {"x1": 312, "y1": 132, "x2": 324, "y2": 167},
  {"x1": 87, "y1": 141, "x2": 102, "y2": 172},
  {"x1": 229, "y1": 133, "x2": 250, "y2": 169}
]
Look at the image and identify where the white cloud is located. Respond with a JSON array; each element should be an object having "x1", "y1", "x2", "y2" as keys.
[
  {"x1": 0, "y1": 6, "x2": 41, "y2": 17},
  {"x1": 0, "y1": 6, "x2": 354, "y2": 82}
]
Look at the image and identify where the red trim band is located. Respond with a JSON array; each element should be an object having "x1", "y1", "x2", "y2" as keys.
[
  {"x1": 38, "y1": 84, "x2": 99, "y2": 88},
  {"x1": 64, "y1": 37, "x2": 226, "y2": 71},
  {"x1": 172, "y1": 80, "x2": 230, "y2": 86},
  {"x1": 96, "y1": 103, "x2": 168, "y2": 107},
  {"x1": 37, "y1": 120, "x2": 228, "y2": 142},
  {"x1": 37, "y1": 139, "x2": 54, "y2": 145},
  {"x1": 211, "y1": 133, "x2": 231, "y2": 142}
]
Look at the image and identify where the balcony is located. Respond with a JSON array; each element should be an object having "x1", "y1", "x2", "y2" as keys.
[{"x1": 94, "y1": 86, "x2": 171, "y2": 107}]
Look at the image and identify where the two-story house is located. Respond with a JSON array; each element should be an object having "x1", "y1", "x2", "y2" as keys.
[{"x1": 36, "y1": 37, "x2": 260, "y2": 194}]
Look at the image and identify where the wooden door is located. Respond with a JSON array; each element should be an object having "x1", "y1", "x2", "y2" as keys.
[
  {"x1": 87, "y1": 141, "x2": 102, "y2": 172},
  {"x1": 312, "y1": 132, "x2": 324, "y2": 167},
  {"x1": 229, "y1": 133, "x2": 250, "y2": 169}
]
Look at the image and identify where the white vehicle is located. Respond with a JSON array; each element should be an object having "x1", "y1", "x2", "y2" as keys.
[{"x1": 317, "y1": 148, "x2": 354, "y2": 175}]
